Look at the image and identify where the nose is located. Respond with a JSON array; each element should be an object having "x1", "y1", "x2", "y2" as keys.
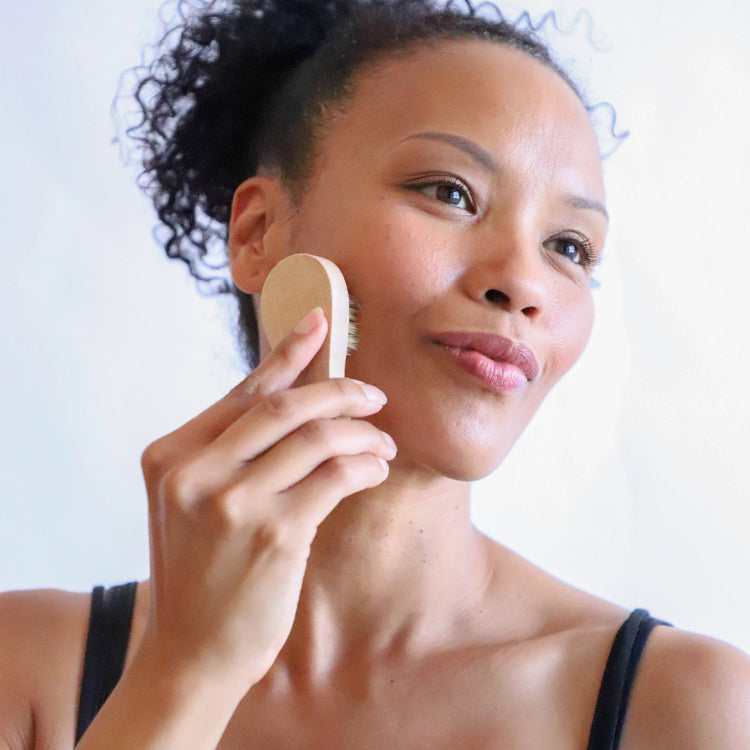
[{"x1": 461, "y1": 234, "x2": 546, "y2": 320}]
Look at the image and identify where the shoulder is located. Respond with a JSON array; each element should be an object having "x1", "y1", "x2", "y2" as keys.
[
  {"x1": 623, "y1": 624, "x2": 750, "y2": 750},
  {"x1": 0, "y1": 586, "x2": 92, "y2": 655},
  {"x1": 0, "y1": 588, "x2": 92, "y2": 749},
  {"x1": 0, "y1": 586, "x2": 92, "y2": 688}
]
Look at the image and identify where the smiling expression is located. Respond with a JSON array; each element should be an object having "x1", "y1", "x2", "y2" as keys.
[{"x1": 241, "y1": 39, "x2": 608, "y2": 482}]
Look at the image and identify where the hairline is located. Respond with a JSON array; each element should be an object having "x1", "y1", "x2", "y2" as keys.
[{"x1": 262, "y1": 34, "x2": 585, "y2": 204}]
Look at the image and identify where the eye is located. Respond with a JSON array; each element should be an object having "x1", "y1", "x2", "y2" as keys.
[
  {"x1": 405, "y1": 174, "x2": 476, "y2": 212},
  {"x1": 545, "y1": 234, "x2": 599, "y2": 269}
]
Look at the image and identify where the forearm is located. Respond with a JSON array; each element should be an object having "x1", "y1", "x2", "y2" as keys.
[{"x1": 75, "y1": 645, "x2": 249, "y2": 750}]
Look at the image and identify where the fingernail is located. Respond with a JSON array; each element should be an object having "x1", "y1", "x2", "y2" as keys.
[
  {"x1": 381, "y1": 431, "x2": 397, "y2": 452},
  {"x1": 352, "y1": 380, "x2": 387, "y2": 404},
  {"x1": 294, "y1": 307, "x2": 324, "y2": 335}
]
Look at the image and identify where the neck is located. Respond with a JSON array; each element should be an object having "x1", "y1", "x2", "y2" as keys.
[{"x1": 275, "y1": 461, "x2": 494, "y2": 681}]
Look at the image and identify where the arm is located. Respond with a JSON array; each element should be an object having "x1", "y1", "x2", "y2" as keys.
[
  {"x1": 0, "y1": 587, "x2": 233, "y2": 750},
  {"x1": 75, "y1": 308, "x2": 395, "y2": 749},
  {"x1": 74, "y1": 645, "x2": 246, "y2": 750},
  {"x1": 0, "y1": 593, "x2": 37, "y2": 750},
  {"x1": 0, "y1": 588, "x2": 94, "y2": 750},
  {"x1": 623, "y1": 627, "x2": 750, "y2": 749}
]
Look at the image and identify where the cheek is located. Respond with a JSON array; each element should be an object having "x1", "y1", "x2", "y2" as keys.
[
  {"x1": 338, "y1": 209, "x2": 455, "y2": 318},
  {"x1": 289, "y1": 199, "x2": 447, "y2": 381},
  {"x1": 546, "y1": 287, "x2": 595, "y2": 379}
]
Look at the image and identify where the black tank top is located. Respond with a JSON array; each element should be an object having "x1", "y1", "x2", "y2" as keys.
[{"x1": 75, "y1": 583, "x2": 669, "y2": 747}]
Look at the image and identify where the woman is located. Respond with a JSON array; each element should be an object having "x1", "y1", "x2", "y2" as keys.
[{"x1": 1, "y1": 0, "x2": 748, "y2": 748}]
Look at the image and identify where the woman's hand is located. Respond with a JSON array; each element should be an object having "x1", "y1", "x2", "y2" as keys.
[
  {"x1": 137, "y1": 306, "x2": 396, "y2": 692},
  {"x1": 76, "y1": 307, "x2": 395, "y2": 749}
]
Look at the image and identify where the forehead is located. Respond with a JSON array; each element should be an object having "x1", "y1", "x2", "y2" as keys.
[{"x1": 315, "y1": 39, "x2": 603, "y2": 198}]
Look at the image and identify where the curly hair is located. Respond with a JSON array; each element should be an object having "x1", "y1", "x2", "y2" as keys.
[{"x1": 125, "y1": 0, "x2": 590, "y2": 369}]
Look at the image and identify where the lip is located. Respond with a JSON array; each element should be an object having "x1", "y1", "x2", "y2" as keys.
[{"x1": 432, "y1": 331, "x2": 540, "y2": 384}]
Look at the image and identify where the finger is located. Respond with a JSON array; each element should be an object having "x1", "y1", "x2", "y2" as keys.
[
  {"x1": 236, "y1": 306, "x2": 332, "y2": 400},
  {"x1": 161, "y1": 379, "x2": 392, "y2": 504},
  {"x1": 282, "y1": 452, "x2": 390, "y2": 525},
  {"x1": 206, "y1": 377, "x2": 388, "y2": 468},
  {"x1": 161, "y1": 308, "x2": 330, "y2": 448},
  {"x1": 232, "y1": 417, "x2": 396, "y2": 496}
]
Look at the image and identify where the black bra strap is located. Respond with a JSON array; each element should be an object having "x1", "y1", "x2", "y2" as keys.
[
  {"x1": 75, "y1": 582, "x2": 138, "y2": 744},
  {"x1": 586, "y1": 609, "x2": 670, "y2": 750}
]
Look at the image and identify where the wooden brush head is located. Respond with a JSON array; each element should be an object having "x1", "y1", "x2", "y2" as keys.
[{"x1": 260, "y1": 254, "x2": 350, "y2": 380}]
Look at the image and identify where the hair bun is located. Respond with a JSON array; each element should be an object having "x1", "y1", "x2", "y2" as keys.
[{"x1": 127, "y1": 0, "x2": 359, "y2": 292}]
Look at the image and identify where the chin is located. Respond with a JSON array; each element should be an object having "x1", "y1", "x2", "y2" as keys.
[
  {"x1": 440, "y1": 452, "x2": 513, "y2": 482},
  {"x1": 367, "y1": 384, "x2": 537, "y2": 482},
  {"x1": 394, "y1": 434, "x2": 519, "y2": 483}
]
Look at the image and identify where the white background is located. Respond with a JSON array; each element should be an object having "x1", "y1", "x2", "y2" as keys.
[{"x1": 1, "y1": 1, "x2": 748, "y2": 652}]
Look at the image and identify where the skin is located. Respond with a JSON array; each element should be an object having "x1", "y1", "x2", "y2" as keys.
[{"x1": 1, "y1": 39, "x2": 750, "y2": 750}]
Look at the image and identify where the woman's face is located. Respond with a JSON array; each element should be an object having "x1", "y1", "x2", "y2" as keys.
[{"x1": 254, "y1": 39, "x2": 607, "y2": 482}]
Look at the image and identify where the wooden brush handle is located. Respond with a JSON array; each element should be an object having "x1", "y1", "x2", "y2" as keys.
[{"x1": 260, "y1": 254, "x2": 350, "y2": 380}]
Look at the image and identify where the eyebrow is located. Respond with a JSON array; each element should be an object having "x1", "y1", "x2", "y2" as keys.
[
  {"x1": 403, "y1": 130, "x2": 609, "y2": 223},
  {"x1": 564, "y1": 194, "x2": 609, "y2": 223},
  {"x1": 403, "y1": 131, "x2": 499, "y2": 172}
]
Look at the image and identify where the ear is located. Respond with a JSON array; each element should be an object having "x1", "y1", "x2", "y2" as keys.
[{"x1": 228, "y1": 175, "x2": 294, "y2": 294}]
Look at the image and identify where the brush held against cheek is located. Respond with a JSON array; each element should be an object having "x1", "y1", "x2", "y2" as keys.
[{"x1": 260, "y1": 253, "x2": 359, "y2": 381}]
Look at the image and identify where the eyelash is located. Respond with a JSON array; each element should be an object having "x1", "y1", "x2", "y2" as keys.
[
  {"x1": 404, "y1": 173, "x2": 476, "y2": 212},
  {"x1": 546, "y1": 234, "x2": 600, "y2": 269},
  {"x1": 546, "y1": 235, "x2": 603, "y2": 289}
]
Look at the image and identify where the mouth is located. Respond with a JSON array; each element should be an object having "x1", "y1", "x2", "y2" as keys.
[{"x1": 431, "y1": 331, "x2": 540, "y2": 391}]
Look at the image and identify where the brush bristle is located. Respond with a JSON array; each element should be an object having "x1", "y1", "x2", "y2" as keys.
[{"x1": 347, "y1": 296, "x2": 360, "y2": 355}]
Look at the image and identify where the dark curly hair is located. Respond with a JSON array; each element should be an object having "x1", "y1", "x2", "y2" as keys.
[{"x1": 126, "y1": 0, "x2": 592, "y2": 370}]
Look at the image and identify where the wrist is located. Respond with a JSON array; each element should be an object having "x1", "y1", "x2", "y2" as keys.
[
  {"x1": 75, "y1": 639, "x2": 253, "y2": 750},
  {"x1": 129, "y1": 630, "x2": 257, "y2": 708}
]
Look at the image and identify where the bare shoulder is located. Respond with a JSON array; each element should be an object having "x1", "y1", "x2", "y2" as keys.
[
  {"x1": 0, "y1": 586, "x2": 92, "y2": 666},
  {"x1": 623, "y1": 625, "x2": 750, "y2": 750},
  {"x1": 0, "y1": 588, "x2": 92, "y2": 750},
  {"x1": 480, "y1": 544, "x2": 750, "y2": 748}
]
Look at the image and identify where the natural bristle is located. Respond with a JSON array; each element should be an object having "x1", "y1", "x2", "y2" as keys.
[{"x1": 347, "y1": 296, "x2": 360, "y2": 355}]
